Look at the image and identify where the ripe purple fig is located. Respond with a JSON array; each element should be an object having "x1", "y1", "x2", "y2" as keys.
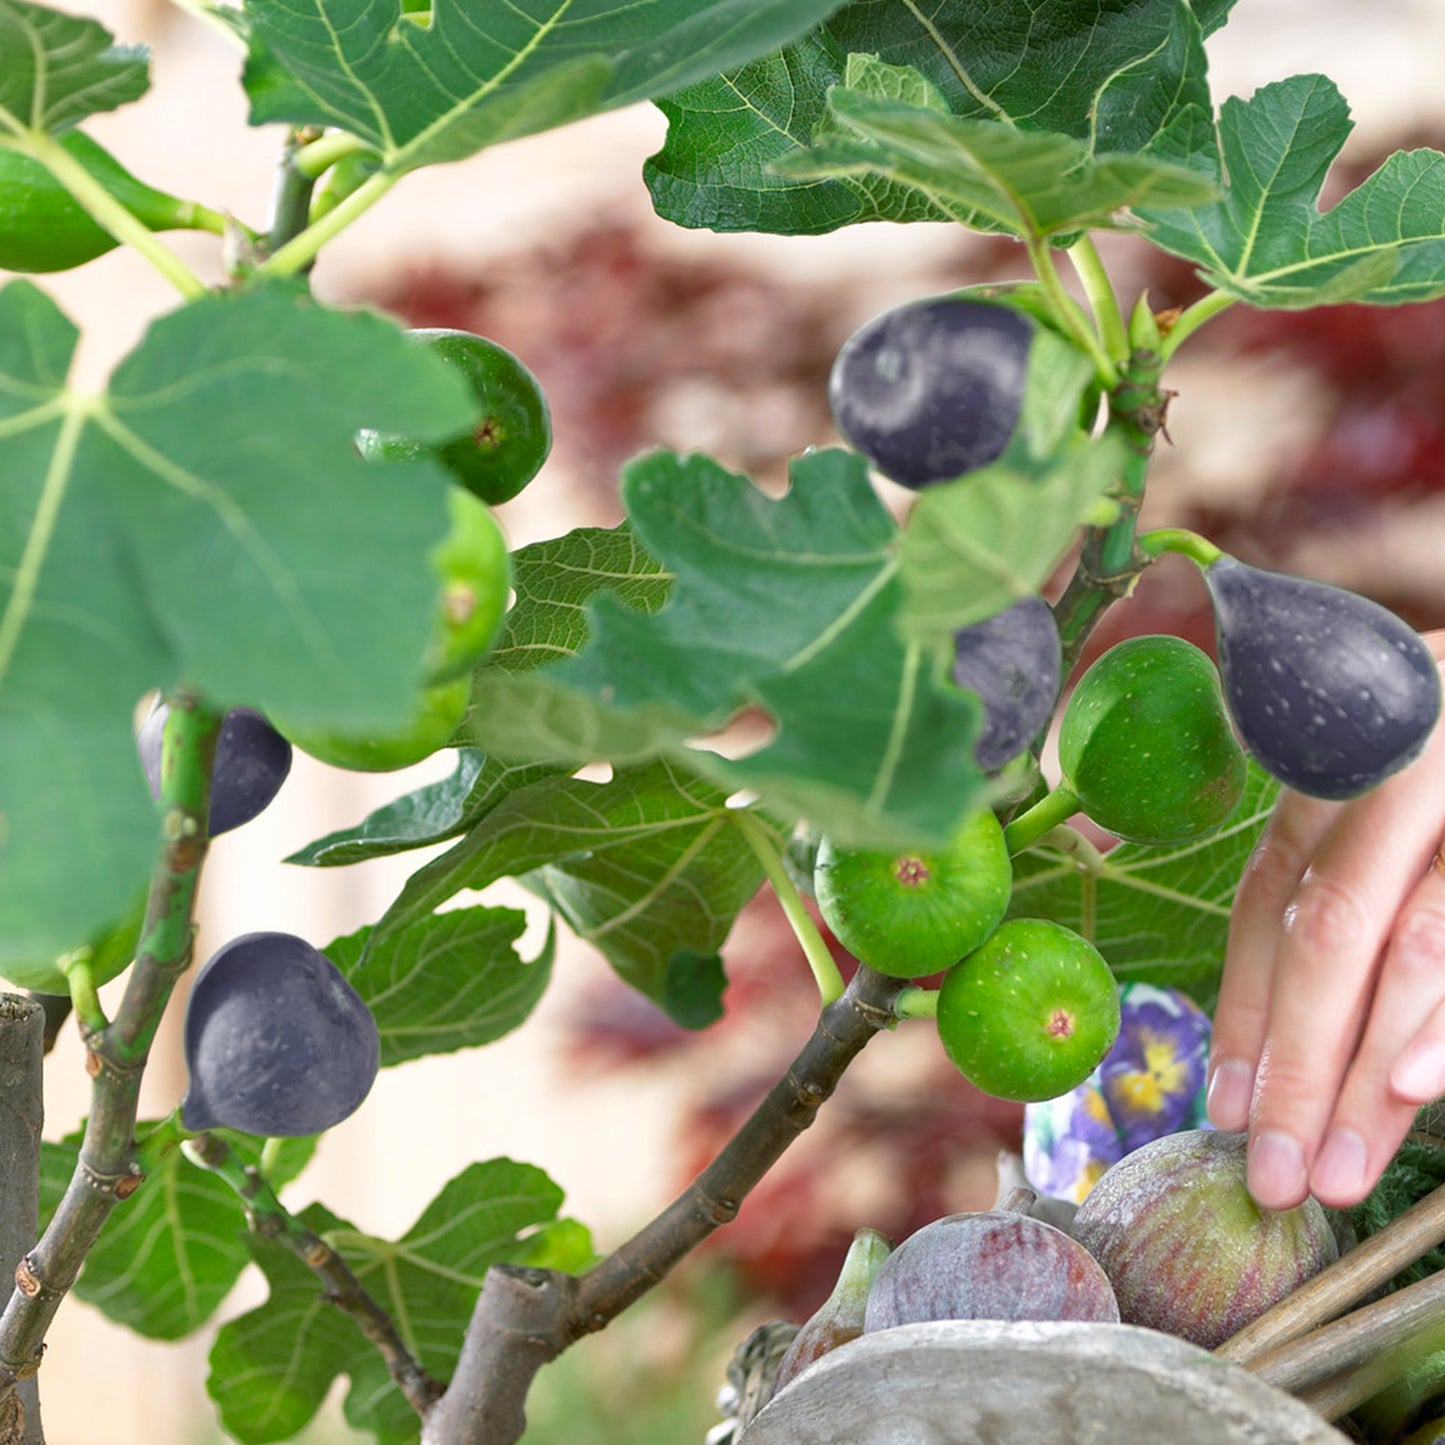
[
  {"x1": 1070, "y1": 1129, "x2": 1338, "y2": 1349},
  {"x1": 1206, "y1": 556, "x2": 1441, "y2": 799},
  {"x1": 863, "y1": 1207, "x2": 1119, "y2": 1332}
]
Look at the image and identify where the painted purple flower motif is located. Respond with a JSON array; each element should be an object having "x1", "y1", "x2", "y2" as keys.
[
  {"x1": 1023, "y1": 1082, "x2": 1123, "y2": 1204},
  {"x1": 1023, "y1": 984, "x2": 1212, "y2": 1203},
  {"x1": 1100, "y1": 991, "x2": 1211, "y2": 1152}
]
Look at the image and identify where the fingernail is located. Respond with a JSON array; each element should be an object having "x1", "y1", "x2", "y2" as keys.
[
  {"x1": 1207, "y1": 1057, "x2": 1255, "y2": 1130},
  {"x1": 1391, "y1": 1041, "x2": 1445, "y2": 1102},
  {"x1": 1312, "y1": 1127, "x2": 1367, "y2": 1202},
  {"x1": 1249, "y1": 1129, "x2": 1307, "y2": 1209}
]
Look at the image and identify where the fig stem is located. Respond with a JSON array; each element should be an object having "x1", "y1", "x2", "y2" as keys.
[
  {"x1": 292, "y1": 130, "x2": 371, "y2": 181},
  {"x1": 1067, "y1": 236, "x2": 1130, "y2": 365},
  {"x1": 1136, "y1": 527, "x2": 1224, "y2": 569},
  {"x1": 258, "y1": 166, "x2": 400, "y2": 279},
  {"x1": 1217, "y1": 1178, "x2": 1445, "y2": 1366},
  {"x1": 1002, "y1": 785, "x2": 1080, "y2": 855},
  {"x1": 734, "y1": 810, "x2": 845, "y2": 1006},
  {"x1": 23, "y1": 131, "x2": 208, "y2": 300},
  {"x1": 64, "y1": 960, "x2": 106, "y2": 1037},
  {"x1": 893, "y1": 986, "x2": 939, "y2": 1020},
  {"x1": 1025, "y1": 236, "x2": 1119, "y2": 388},
  {"x1": 1159, "y1": 287, "x2": 1237, "y2": 361}
]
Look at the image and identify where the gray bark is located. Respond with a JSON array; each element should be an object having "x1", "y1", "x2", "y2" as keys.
[{"x1": 0, "y1": 998, "x2": 44, "y2": 1444}]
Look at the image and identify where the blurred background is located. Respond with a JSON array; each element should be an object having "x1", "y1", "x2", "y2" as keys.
[{"x1": 12, "y1": 0, "x2": 1445, "y2": 1440}]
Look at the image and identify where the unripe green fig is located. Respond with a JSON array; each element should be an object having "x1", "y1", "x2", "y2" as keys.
[
  {"x1": 1059, "y1": 634, "x2": 1246, "y2": 844},
  {"x1": 270, "y1": 675, "x2": 469, "y2": 773},
  {"x1": 863, "y1": 1206, "x2": 1118, "y2": 1332},
  {"x1": 355, "y1": 329, "x2": 551, "y2": 505},
  {"x1": 423, "y1": 488, "x2": 511, "y2": 683},
  {"x1": 0, "y1": 130, "x2": 202, "y2": 273},
  {"x1": 772, "y1": 1229, "x2": 892, "y2": 1394},
  {"x1": 1070, "y1": 1129, "x2": 1338, "y2": 1349},
  {"x1": 935, "y1": 918, "x2": 1120, "y2": 1102},
  {"x1": 813, "y1": 810, "x2": 1012, "y2": 978}
]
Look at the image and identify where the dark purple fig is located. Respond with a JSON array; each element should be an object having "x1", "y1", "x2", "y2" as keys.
[
  {"x1": 182, "y1": 932, "x2": 380, "y2": 1137},
  {"x1": 951, "y1": 596, "x2": 1062, "y2": 770},
  {"x1": 862, "y1": 1208, "x2": 1119, "y2": 1332},
  {"x1": 138, "y1": 704, "x2": 292, "y2": 836},
  {"x1": 1070, "y1": 1129, "x2": 1338, "y2": 1349},
  {"x1": 829, "y1": 297, "x2": 1033, "y2": 489},
  {"x1": 1206, "y1": 556, "x2": 1441, "y2": 799},
  {"x1": 773, "y1": 1228, "x2": 892, "y2": 1393}
]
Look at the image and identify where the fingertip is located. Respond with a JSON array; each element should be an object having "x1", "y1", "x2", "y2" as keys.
[
  {"x1": 1390, "y1": 1038, "x2": 1445, "y2": 1104},
  {"x1": 1206, "y1": 1056, "x2": 1255, "y2": 1131},
  {"x1": 1247, "y1": 1128, "x2": 1309, "y2": 1211}
]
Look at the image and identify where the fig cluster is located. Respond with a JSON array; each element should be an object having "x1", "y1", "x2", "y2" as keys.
[{"x1": 767, "y1": 1130, "x2": 1340, "y2": 1406}]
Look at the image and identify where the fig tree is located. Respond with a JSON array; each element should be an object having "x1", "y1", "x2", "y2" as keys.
[
  {"x1": 1205, "y1": 556, "x2": 1441, "y2": 799},
  {"x1": 813, "y1": 810, "x2": 1012, "y2": 978},
  {"x1": 951, "y1": 595, "x2": 1062, "y2": 770},
  {"x1": 137, "y1": 704, "x2": 292, "y2": 836},
  {"x1": 181, "y1": 932, "x2": 380, "y2": 1137},
  {"x1": 828, "y1": 297, "x2": 1033, "y2": 489},
  {"x1": 862, "y1": 1207, "x2": 1118, "y2": 1332},
  {"x1": 1070, "y1": 1129, "x2": 1338, "y2": 1349},
  {"x1": 1058, "y1": 634, "x2": 1246, "y2": 844},
  {"x1": 935, "y1": 918, "x2": 1120, "y2": 1102},
  {"x1": 356, "y1": 329, "x2": 551, "y2": 505}
]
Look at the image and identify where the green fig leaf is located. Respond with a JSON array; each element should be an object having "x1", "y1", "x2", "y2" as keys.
[
  {"x1": 240, "y1": 0, "x2": 845, "y2": 175},
  {"x1": 207, "y1": 1161, "x2": 590, "y2": 1444},
  {"x1": 1139, "y1": 74, "x2": 1445, "y2": 306},
  {"x1": 325, "y1": 906, "x2": 552, "y2": 1066},
  {"x1": 0, "y1": 279, "x2": 475, "y2": 971}
]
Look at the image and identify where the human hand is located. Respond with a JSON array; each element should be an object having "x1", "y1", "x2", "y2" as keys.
[{"x1": 1206, "y1": 629, "x2": 1445, "y2": 1211}]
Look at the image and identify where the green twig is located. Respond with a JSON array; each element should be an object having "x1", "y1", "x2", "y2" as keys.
[
  {"x1": 1068, "y1": 237, "x2": 1129, "y2": 364},
  {"x1": 1002, "y1": 785, "x2": 1081, "y2": 854},
  {"x1": 1050, "y1": 341, "x2": 1170, "y2": 674},
  {"x1": 257, "y1": 167, "x2": 400, "y2": 279},
  {"x1": 292, "y1": 131, "x2": 371, "y2": 180},
  {"x1": 894, "y1": 987, "x2": 939, "y2": 1020},
  {"x1": 0, "y1": 694, "x2": 221, "y2": 1405},
  {"x1": 25, "y1": 132, "x2": 207, "y2": 299},
  {"x1": 1160, "y1": 288, "x2": 1236, "y2": 361},
  {"x1": 64, "y1": 961, "x2": 106, "y2": 1038},
  {"x1": 1025, "y1": 236, "x2": 1119, "y2": 388},
  {"x1": 1136, "y1": 527, "x2": 1223, "y2": 569},
  {"x1": 734, "y1": 810, "x2": 846, "y2": 1006},
  {"x1": 185, "y1": 1133, "x2": 441, "y2": 1417}
]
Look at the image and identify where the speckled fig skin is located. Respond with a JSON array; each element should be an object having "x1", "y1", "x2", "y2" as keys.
[
  {"x1": 1070, "y1": 1129, "x2": 1338, "y2": 1349},
  {"x1": 863, "y1": 1209, "x2": 1119, "y2": 1332}
]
